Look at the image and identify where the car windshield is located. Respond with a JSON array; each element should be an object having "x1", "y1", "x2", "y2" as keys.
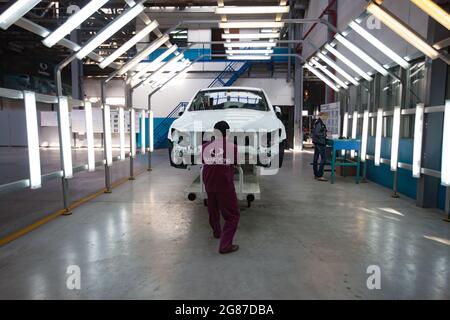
[{"x1": 189, "y1": 90, "x2": 270, "y2": 112}]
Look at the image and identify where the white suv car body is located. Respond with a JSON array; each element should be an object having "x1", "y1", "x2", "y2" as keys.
[{"x1": 168, "y1": 87, "x2": 287, "y2": 169}]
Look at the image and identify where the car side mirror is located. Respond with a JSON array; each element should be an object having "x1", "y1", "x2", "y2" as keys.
[
  {"x1": 275, "y1": 106, "x2": 282, "y2": 119},
  {"x1": 178, "y1": 106, "x2": 185, "y2": 116}
]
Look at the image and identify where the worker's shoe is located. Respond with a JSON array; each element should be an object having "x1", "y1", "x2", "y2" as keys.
[
  {"x1": 317, "y1": 177, "x2": 328, "y2": 182},
  {"x1": 219, "y1": 245, "x2": 239, "y2": 254}
]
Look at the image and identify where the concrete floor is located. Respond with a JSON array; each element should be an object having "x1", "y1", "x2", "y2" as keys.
[{"x1": 0, "y1": 148, "x2": 449, "y2": 299}]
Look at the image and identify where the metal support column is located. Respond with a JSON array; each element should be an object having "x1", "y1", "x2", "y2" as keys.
[
  {"x1": 147, "y1": 94, "x2": 152, "y2": 171},
  {"x1": 55, "y1": 57, "x2": 75, "y2": 215},
  {"x1": 125, "y1": 79, "x2": 135, "y2": 180},
  {"x1": 101, "y1": 81, "x2": 112, "y2": 193},
  {"x1": 417, "y1": 19, "x2": 449, "y2": 208},
  {"x1": 392, "y1": 70, "x2": 407, "y2": 199},
  {"x1": 293, "y1": 22, "x2": 304, "y2": 150}
]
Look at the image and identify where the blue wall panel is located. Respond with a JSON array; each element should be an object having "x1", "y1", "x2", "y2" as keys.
[
  {"x1": 365, "y1": 136, "x2": 417, "y2": 200},
  {"x1": 438, "y1": 185, "x2": 446, "y2": 210}
]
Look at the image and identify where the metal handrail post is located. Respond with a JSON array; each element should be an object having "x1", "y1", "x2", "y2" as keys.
[{"x1": 55, "y1": 54, "x2": 78, "y2": 215}]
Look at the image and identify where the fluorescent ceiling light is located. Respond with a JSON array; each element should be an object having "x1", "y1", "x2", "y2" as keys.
[
  {"x1": 0, "y1": 0, "x2": 41, "y2": 30},
  {"x1": 352, "y1": 111, "x2": 358, "y2": 139},
  {"x1": 441, "y1": 100, "x2": 450, "y2": 186},
  {"x1": 130, "y1": 108, "x2": 136, "y2": 157},
  {"x1": 103, "y1": 104, "x2": 113, "y2": 166},
  {"x1": 324, "y1": 44, "x2": 373, "y2": 82},
  {"x1": 335, "y1": 34, "x2": 389, "y2": 76},
  {"x1": 391, "y1": 106, "x2": 401, "y2": 171},
  {"x1": 58, "y1": 96, "x2": 73, "y2": 178},
  {"x1": 410, "y1": 0, "x2": 450, "y2": 30},
  {"x1": 149, "y1": 111, "x2": 154, "y2": 152},
  {"x1": 361, "y1": 110, "x2": 369, "y2": 162},
  {"x1": 366, "y1": 3, "x2": 440, "y2": 59},
  {"x1": 117, "y1": 34, "x2": 170, "y2": 75},
  {"x1": 84, "y1": 101, "x2": 95, "y2": 172},
  {"x1": 227, "y1": 49, "x2": 273, "y2": 54},
  {"x1": 43, "y1": 0, "x2": 109, "y2": 48},
  {"x1": 222, "y1": 33, "x2": 280, "y2": 40},
  {"x1": 132, "y1": 45, "x2": 178, "y2": 82},
  {"x1": 310, "y1": 60, "x2": 348, "y2": 89},
  {"x1": 412, "y1": 103, "x2": 424, "y2": 178},
  {"x1": 152, "y1": 60, "x2": 190, "y2": 88},
  {"x1": 143, "y1": 53, "x2": 185, "y2": 85},
  {"x1": 99, "y1": 20, "x2": 159, "y2": 69},
  {"x1": 140, "y1": 110, "x2": 146, "y2": 154},
  {"x1": 374, "y1": 108, "x2": 383, "y2": 166},
  {"x1": 341, "y1": 112, "x2": 349, "y2": 156},
  {"x1": 119, "y1": 107, "x2": 126, "y2": 161},
  {"x1": 351, "y1": 111, "x2": 358, "y2": 158},
  {"x1": 219, "y1": 21, "x2": 284, "y2": 29},
  {"x1": 24, "y1": 91, "x2": 41, "y2": 189},
  {"x1": 304, "y1": 63, "x2": 340, "y2": 93},
  {"x1": 75, "y1": 2, "x2": 145, "y2": 60},
  {"x1": 227, "y1": 55, "x2": 271, "y2": 60},
  {"x1": 317, "y1": 52, "x2": 359, "y2": 86},
  {"x1": 349, "y1": 21, "x2": 411, "y2": 69},
  {"x1": 224, "y1": 42, "x2": 276, "y2": 48},
  {"x1": 215, "y1": 6, "x2": 289, "y2": 15}
]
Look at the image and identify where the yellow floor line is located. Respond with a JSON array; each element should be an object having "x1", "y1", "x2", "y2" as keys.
[{"x1": 0, "y1": 170, "x2": 146, "y2": 247}]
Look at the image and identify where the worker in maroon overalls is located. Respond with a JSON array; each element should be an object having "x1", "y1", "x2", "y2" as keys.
[{"x1": 202, "y1": 121, "x2": 240, "y2": 254}]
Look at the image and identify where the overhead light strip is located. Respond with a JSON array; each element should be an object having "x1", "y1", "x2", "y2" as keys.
[
  {"x1": 366, "y1": 2, "x2": 440, "y2": 59},
  {"x1": 215, "y1": 6, "x2": 290, "y2": 15},
  {"x1": 310, "y1": 60, "x2": 349, "y2": 89},
  {"x1": 349, "y1": 21, "x2": 410, "y2": 69},
  {"x1": 227, "y1": 49, "x2": 274, "y2": 54},
  {"x1": 0, "y1": 0, "x2": 41, "y2": 30},
  {"x1": 410, "y1": 0, "x2": 450, "y2": 30},
  {"x1": 317, "y1": 52, "x2": 359, "y2": 86},
  {"x1": 222, "y1": 33, "x2": 280, "y2": 40},
  {"x1": 304, "y1": 63, "x2": 340, "y2": 93},
  {"x1": 131, "y1": 45, "x2": 178, "y2": 82},
  {"x1": 224, "y1": 42, "x2": 277, "y2": 48},
  {"x1": 219, "y1": 21, "x2": 284, "y2": 29},
  {"x1": 227, "y1": 55, "x2": 271, "y2": 61},
  {"x1": 117, "y1": 34, "x2": 170, "y2": 76},
  {"x1": 99, "y1": 20, "x2": 160, "y2": 69},
  {"x1": 75, "y1": 2, "x2": 145, "y2": 60},
  {"x1": 324, "y1": 44, "x2": 373, "y2": 82},
  {"x1": 335, "y1": 34, "x2": 389, "y2": 76},
  {"x1": 84, "y1": 101, "x2": 96, "y2": 172},
  {"x1": 43, "y1": 0, "x2": 109, "y2": 48},
  {"x1": 441, "y1": 100, "x2": 450, "y2": 186},
  {"x1": 24, "y1": 91, "x2": 42, "y2": 189}
]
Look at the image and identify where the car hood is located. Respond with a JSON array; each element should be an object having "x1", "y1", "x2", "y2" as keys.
[{"x1": 171, "y1": 109, "x2": 282, "y2": 133}]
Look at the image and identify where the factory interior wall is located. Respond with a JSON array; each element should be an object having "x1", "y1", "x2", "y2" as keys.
[
  {"x1": 83, "y1": 76, "x2": 295, "y2": 118},
  {"x1": 303, "y1": 0, "x2": 429, "y2": 68},
  {"x1": 365, "y1": 136, "x2": 445, "y2": 211},
  {"x1": 0, "y1": 75, "x2": 294, "y2": 148}
]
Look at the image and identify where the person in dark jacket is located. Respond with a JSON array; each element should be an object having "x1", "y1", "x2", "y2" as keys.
[
  {"x1": 312, "y1": 112, "x2": 329, "y2": 182},
  {"x1": 202, "y1": 121, "x2": 240, "y2": 254}
]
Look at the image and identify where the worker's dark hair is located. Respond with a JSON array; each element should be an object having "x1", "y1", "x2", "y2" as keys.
[{"x1": 214, "y1": 121, "x2": 230, "y2": 138}]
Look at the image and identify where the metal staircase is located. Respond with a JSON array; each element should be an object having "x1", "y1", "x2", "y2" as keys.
[{"x1": 152, "y1": 62, "x2": 252, "y2": 149}]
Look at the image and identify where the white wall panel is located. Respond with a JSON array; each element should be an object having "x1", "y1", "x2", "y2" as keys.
[{"x1": 83, "y1": 76, "x2": 295, "y2": 119}]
